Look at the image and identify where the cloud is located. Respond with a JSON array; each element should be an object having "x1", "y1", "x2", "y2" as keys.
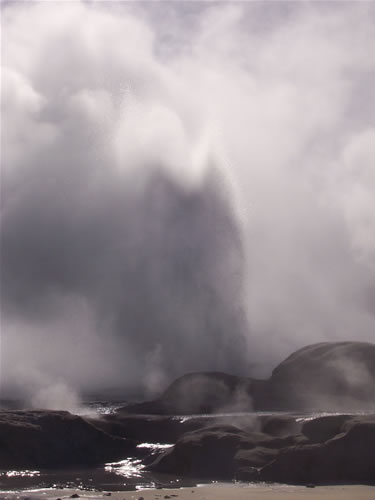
[{"x1": 1, "y1": 1, "x2": 375, "y2": 400}]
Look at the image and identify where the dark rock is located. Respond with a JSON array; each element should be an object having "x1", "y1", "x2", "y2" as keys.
[
  {"x1": 234, "y1": 446, "x2": 278, "y2": 469},
  {"x1": 268, "y1": 341, "x2": 375, "y2": 411},
  {"x1": 149, "y1": 422, "x2": 300, "y2": 479},
  {"x1": 88, "y1": 413, "x2": 266, "y2": 445},
  {"x1": 150, "y1": 429, "x2": 238, "y2": 479},
  {"x1": 87, "y1": 414, "x2": 196, "y2": 443},
  {"x1": 259, "y1": 416, "x2": 375, "y2": 484},
  {"x1": 301, "y1": 414, "x2": 351, "y2": 443},
  {"x1": 150, "y1": 414, "x2": 375, "y2": 485},
  {"x1": 0, "y1": 410, "x2": 135, "y2": 468},
  {"x1": 260, "y1": 415, "x2": 302, "y2": 437}
]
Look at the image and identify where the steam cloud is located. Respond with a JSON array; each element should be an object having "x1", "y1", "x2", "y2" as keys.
[{"x1": 1, "y1": 1, "x2": 375, "y2": 404}]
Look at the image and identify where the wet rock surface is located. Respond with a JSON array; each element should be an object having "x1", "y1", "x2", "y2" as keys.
[
  {"x1": 1, "y1": 408, "x2": 375, "y2": 485},
  {"x1": 0, "y1": 410, "x2": 134, "y2": 468},
  {"x1": 149, "y1": 414, "x2": 375, "y2": 485}
]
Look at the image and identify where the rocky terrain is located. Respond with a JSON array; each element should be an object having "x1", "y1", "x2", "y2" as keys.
[
  {"x1": 148, "y1": 413, "x2": 375, "y2": 484},
  {"x1": 0, "y1": 410, "x2": 134, "y2": 468},
  {"x1": 1, "y1": 410, "x2": 375, "y2": 485},
  {"x1": 1, "y1": 341, "x2": 375, "y2": 485}
]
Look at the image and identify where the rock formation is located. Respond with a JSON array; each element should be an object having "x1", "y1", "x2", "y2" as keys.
[
  {"x1": 0, "y1": 410, "x2": 134, "y2": 468},
  {"x1": 266, "y1": 341, "x2": 375, "y2": 410},
  {"x1": 1, "y1": 341, "x2": 375, "y2": 486},
  {"x1": 120, "y1": 341, "x2": 375, "y2": 414},
  {"x1": 149, "y1": 413, "x2": 375, "y2": 484}
]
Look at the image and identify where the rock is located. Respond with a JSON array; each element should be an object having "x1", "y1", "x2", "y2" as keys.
[
  {"x1": 87, "y1": 414, "x2": 195, "y2": 443},
  {"x1": 150, "y1": 414, "x2": 375, "y2": 485},
  {"x1": 268, "y1": 341, "x2": 375, "y2": 410},
  {"x1": 301, "y1": 414, "x2": 351, "y2": 443},
  {"x1": 259, "y1": 416, "x2": 375, "y2": 484},
  {"x1": 234, "y1": 446, "x2": 278, "y2": 469},
  {"x1": 0, "y1": 410, "x2": 135, "y2": 468},
  {"x1": 88, "y1": 412, "x2": 264, "y2": 445},
  {"x1": 118, "y1": 342, "x2": 375, "y2": 415},
  {"x1": 260, "y1": 415, "x2": 302, "y2": 437},
  {"x1": 149, "y1": 421, "x2": 302, "y2": 479},
  {"x1": 2, "y1": 342, "x2": 375, "y2": 485},
  {"x1": 119, "y1": 372, "x2": 255, "y2": 415},
  {"x1": 150, "y1": 428, "x2": 239, "y2": 479}
]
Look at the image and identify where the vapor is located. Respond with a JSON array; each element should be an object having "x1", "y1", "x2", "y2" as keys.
[{"x1": 1, "y1": 1, "x2": 375, "y2": 404}]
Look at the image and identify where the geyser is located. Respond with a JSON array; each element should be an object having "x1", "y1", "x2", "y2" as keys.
[{"x1": 2, "y1": 1, "x2": 375, "y2": 405}]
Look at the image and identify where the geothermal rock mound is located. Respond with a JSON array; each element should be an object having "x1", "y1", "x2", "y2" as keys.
[
  {"x1": 121, "y1": 341, "x2": 375, "y2": 414},
  {"x1": 266, "y1": 341, "x2": 375, "y2": 410}
]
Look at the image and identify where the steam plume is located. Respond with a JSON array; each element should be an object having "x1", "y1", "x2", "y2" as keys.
[{"x1": 1, "y1": 1, "x2": 375, "y2": 402}]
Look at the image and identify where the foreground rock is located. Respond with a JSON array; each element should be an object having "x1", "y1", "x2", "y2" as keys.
[
  {"x1": 1, "y1": 409, "x2": 375, "y2": 485},
  {"x1": 150, "y1": 422, "x2": 303, "y2": 479},
  {"x1": 0, "y1": 410, "x2": 134, "y2": 468},
  {"x1": 120, "y1": 341, "x2": 375, "y2": 415},
  {"x1": 259, "y1": 415, "x2": 375, "y2": 484},
  {"x1": 147, "y1": 414, "x2": 304, "y2": 479},
  {"x1": 89, "y1": 412, "x2": 300, "y2": 445},
  {"x1": 149, "y1": 414, "x2": 375, "y2": 485},
  {"x1": 87, "y1": 413, "x2": 202, "y2": 443},
  {"x1": 0, "y1": 410, "x2": 300, "y2": 470}
]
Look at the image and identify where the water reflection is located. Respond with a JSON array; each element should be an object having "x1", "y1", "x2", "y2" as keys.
[
  {"x1": 105, "y1": 458, "x2": 144, "y2": 478},
  {"x1": 2, "y1": 471, "x2": 40, "y2": 478},
  {"x1": 104, "y1": 444, "x2": 173, "y2": 480},
  {"x1": 137, "y1": 443, "x2": 173, "y2": 450}
]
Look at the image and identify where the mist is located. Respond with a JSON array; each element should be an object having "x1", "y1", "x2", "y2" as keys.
[{"x1": 1, "y1": 1, "x2": 375, "y2": 405}]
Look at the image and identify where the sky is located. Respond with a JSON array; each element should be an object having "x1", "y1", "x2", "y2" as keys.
[{"x1": 1, "y1": 0, "x2": 375, "y2": 407}]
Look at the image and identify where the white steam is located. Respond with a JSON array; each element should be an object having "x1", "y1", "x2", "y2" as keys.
[
  {"x1": 31, "y1": 382, "x2": 81, "y2": 413},
  {"x1": 1, "y1": 1, "x2": 375, "y2": 405}
]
